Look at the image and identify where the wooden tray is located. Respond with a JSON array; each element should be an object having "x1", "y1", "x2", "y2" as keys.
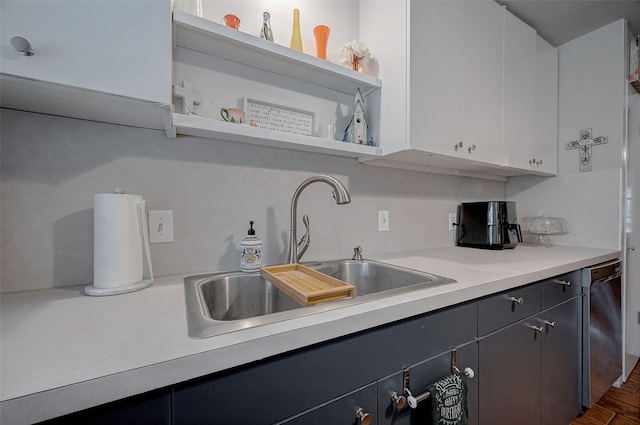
[{"x1": 260, "y1": 264, "x2": 356, "y2": 307}]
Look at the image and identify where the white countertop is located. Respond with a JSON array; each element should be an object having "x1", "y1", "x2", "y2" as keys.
[{"x1": 0, "y1": 245, "x2": 619, "y2": 424}]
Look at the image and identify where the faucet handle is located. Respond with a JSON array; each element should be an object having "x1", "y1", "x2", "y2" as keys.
[{"x1": 352, "y1": 246, "x2": 363, "y2": 260}]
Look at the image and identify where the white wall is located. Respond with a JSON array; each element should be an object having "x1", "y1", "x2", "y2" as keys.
[
  {"x1": 507, "y1": 19, "x2": 628, "y2": 250},
  {"x1": 0, "y1": 109, "x2": 504, "y2": 293}
]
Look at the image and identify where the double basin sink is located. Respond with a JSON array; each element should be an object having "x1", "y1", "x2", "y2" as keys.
[{"x1": 184, "y1": 259, "x2": 455, "y2": 338}]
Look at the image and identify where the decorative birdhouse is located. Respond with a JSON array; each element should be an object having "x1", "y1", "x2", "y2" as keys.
[{"x1": 344, "y1": 88, "x2": 367, "y2": 145}]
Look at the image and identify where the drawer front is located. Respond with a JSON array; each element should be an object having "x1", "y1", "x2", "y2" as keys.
[
  {"x1": 478, "y1": 283, "x2": 541, "y2": 335},
  {"x1": 281, "y1": 383, "x2": 377, "y2": 425},
  {"x1": 541, "y1": 270, "x2": 581, "y2": 310}
]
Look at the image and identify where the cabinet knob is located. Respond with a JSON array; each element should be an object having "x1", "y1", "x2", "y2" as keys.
[
  {"x1": 530, "y1": 325, "x2": 545, "y2": 333},
  {"x1": 454, "y1": 142, "x2": 463, "y2": 151},
  {"x1": 558, "y1": 280, "x2": 571, "y2": 286},
  {"x1": 390, "y1": 391, "x2": 406, "y2": 409},
  {"x1": 404, "y1": 389, "x2": 418, "y2": 409},
  {"x1": 544, "y1": 320, "x2": 556, "y2": 328},
  {"x1": 467, "y1": 144, "x2": 476, "y2": 153},
  {"x1": 510, "y1": 296, "x2": 524, "y2": 306},
  {"x1": 356, "y1": 408, "x2": 372, "y2": 425},
  {"x1": 10, "y1": 36, "x2": 34, "y2": 56}
]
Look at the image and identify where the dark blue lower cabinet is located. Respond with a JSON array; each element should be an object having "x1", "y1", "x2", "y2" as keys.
[
  {"x1": 377, "y1": 342, "x2": 479, "y2": 425},
  {"x1": 280, "y1": 383, "x2": 378, "y2": 425},
  {"x1": 35, "y1": 388, "x2": 171, "y2": 425},
  {"x1": 173, "y1": 302, "x2": 478, "y2": 425}
]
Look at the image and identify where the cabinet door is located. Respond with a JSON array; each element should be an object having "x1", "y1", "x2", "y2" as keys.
[
  {"x1": 0, "y1": 0, "x2": 170, "y2": 103},
  {"x1": 37, "y1": 389, "x2": 172, "y2": 425},
  {"x1": 377, "y1": 343, "x2": 478, "y2": 425},
  {"x1": 479, "y1": 318, "x2": 541, "y2": 425},
  {"x1": 502, "y1": 10, "x2": 537, "y2": 169},
  {"x1": 409, "y1": 0, "x2": 464, "y2": 157},
  {"x1": 462, "y1": 0, "x2": 504, "y2": 164},
  {"x1": 540, "y1": 298, "x2": 582, "y2": 425},
  {"x1": 532, "y1": 36, "x2": 559, "y2": 175},
  {"x1": 281, "y1": 383, "x2": 377, "y2": 425}
]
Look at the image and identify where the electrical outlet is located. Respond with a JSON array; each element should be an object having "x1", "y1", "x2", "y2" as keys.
[
  {"x1": 448, "y1": 213, "x2": 457, "y2": 231},
  {"x1": 149, "y1": 210, "x2": 174, "y2": 243},
  {"x1": 378, "y1": 210, "x2": 390, "y2": 232}
]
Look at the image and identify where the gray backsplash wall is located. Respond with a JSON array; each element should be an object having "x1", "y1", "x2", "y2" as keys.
[{"x1": 1, "y1": 109, "x2": 505, "y2": 293}]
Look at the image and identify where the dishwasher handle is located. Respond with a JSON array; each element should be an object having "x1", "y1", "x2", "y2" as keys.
[{"x1": 588, "y1": 259, "x2": 622, "y2": 286}]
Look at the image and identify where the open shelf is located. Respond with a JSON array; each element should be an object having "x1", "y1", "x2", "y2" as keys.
[
  {"x1": 171, "y1": 10, "x2": 382, "y2": 158},
  {"x1": 172, "y1": 10, "x2": 382, "y2": 97},
  {"x1": 172, "y1": 113, "x2": 380, "y2": 158}
]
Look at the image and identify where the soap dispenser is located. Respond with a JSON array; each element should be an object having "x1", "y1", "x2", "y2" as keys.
[{"x1": 241, "y1": 221, "x2": 262, "y2": 272}]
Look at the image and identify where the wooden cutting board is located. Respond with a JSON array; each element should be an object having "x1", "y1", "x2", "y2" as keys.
[{"x1": 260, "y1": 264, "x2": 356, "y2": 307}]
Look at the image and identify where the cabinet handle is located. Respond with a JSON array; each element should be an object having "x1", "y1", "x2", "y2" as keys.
[
  {"x1": 557, "y1": 280, "x2": 571, "y2": 286},
  {"x1": 510, "y1": 297, "x2": 524, "y2": 305},
  {"x1": 391, "y1": 391, "x2": 406, "y2": 409},
  {"x1": 530, "y1": 325, "x2": 545, "y2": 333},
  {"x1": 467, "y1": 144, "x2": 476, "y2": 154},
  {"x1": 454, "y1": 142, "x2": 463, "y2": 151},
  {"x1": 404, "y1": 389, "x2": 418, "y2": 409},
  {"x1": 356, "y1": 408, "x2": 372, "y2": 425},
  {"x1": 529, "y1": 158, "x2": 543, "y2": 166},
  {"x1": 544, "y1": 320, "x2": 556, "y2": 328}
]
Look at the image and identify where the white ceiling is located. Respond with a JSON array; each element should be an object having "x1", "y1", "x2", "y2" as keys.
[{"x1": 495, "y1": 0, "x2": 640, "y2": 46}]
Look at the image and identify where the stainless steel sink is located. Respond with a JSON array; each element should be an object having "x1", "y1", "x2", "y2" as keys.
[{"x1": 184, "y1": 260, "x2": 455, "y2": 338}]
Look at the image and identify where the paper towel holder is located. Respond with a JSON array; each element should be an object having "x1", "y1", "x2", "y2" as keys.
[{"x1": 85, "y1": 196, "x2": 154, "y2": 296}]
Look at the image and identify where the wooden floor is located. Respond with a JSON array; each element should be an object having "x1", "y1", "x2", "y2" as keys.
[{"x1": 572, "y1": 361, "x2": 640, "y2": 425}]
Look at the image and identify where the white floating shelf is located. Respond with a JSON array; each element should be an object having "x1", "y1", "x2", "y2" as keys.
[
  {"x1": 173, "y1": 10, "x2": 382, "y2": 96},
  {"x1": 173, "y1": 113, "x2": 380, "y2": 158}
]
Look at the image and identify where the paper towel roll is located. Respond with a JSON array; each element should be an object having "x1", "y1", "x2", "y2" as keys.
[{"x1": 93, "y1": 193, "x2": 144, "y2": 289}]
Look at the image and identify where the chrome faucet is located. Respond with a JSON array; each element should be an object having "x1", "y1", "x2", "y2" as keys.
[{"x1": 287, "y1": 175, "x2": 351, "y2": 263}]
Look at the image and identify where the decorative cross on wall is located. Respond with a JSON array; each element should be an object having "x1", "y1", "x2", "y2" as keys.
[
  {"x1": 565, "y1": 128, "x2": 608, "y2": 172},
  {"x1": 173, "y1": 80, "x2": 202, "y2": 116}
]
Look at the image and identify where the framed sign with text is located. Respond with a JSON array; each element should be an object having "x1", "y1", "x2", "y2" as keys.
[{"x1": 243, "y1": 96, "x2": 316, "y2": 136}]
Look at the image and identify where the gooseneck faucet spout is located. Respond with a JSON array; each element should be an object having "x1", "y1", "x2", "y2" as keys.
[{"x1": 287, "y1": 175, "x2": 351, "y2": 263}]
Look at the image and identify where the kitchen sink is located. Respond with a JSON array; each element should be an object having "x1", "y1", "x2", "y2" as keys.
[{"x1": 184, "y1": 259, "x2": 455, "y2": 338}]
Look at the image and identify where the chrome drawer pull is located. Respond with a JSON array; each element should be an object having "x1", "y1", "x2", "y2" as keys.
[
  {"x1": 510, "y1": 297, "x2": 524, "y2": 305},
  {"x1": 558, "y1": 280, "x2": 571, "y2": 286},
  {"x1": 390, "y1": 391, "x2": 406, "y2": 409},
  {"x1": 544, "y1": 320, "x2": 556, "y2": 328},
  {"x1": 530, "y1": 325, "x2": 545, "y2": 333},
  {"x1": 355, "y1": 408, "x2": 372, "y2": 425}
]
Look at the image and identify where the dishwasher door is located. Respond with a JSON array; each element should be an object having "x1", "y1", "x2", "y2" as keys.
[{"x1": 582, "y1": 259, "x2": 622, "y2": 408}]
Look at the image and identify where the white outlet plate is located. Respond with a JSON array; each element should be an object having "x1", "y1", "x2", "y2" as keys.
[
  {"x1": 448, "y1": 213, "x2": 457, "y2": 231},
  {"x1": 378, "y1": 210, "x2": 390, "y2": 232},
  {"x1": 149, "y1": 210, "x2": 174, "y2": 243}
]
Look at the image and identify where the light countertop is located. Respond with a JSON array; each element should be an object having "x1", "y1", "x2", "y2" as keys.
[{"x1": 0, "y1": 245, "x2": 619, "y2": 424}]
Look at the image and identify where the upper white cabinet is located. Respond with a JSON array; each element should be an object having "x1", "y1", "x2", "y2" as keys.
[
  {"x1": 0, "y1": 0, "x2": 172, "y2": 130},
  {"x1": 170, "y1": 10, "x2": 381, "y2": 158},
  {"x1": 502, "y1": 19, "x2": 558, "y2": 176},
  {"x1": 462, "y1": 1, "x2": 504, "y2": 164},
  {"x1": 502, "y1": 11, "x2": 537, "y2": 169},
  {"x1": 532, "y1": 36, "x2": 559, "y2": 175},
  {"x1": 360, "y1": 0, "x2": 558, "y2": 179}
]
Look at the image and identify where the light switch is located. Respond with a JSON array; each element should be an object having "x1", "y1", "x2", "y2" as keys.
[
  {"x1": 148, "y1": 210, "x2": 174, "y2": 243},
  {"x1": 378, "y1": 210, "x2": 390, "y2": 232}
]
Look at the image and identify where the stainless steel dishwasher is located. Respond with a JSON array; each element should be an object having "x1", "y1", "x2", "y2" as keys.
[{"x1": 582, "y1": 259, "x2": 622, "y2": 407}]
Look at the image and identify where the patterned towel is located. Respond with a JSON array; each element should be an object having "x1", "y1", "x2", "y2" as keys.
[{"x1": 427, "y1": 373, "x2": 469, "y2": 425}]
